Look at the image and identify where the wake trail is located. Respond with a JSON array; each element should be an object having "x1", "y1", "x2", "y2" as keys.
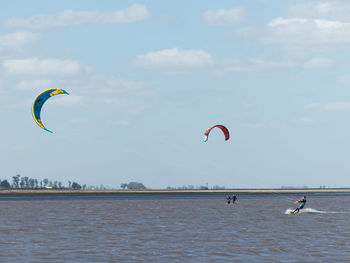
[{"x1": 285, "y1": 208, "x2": 350, "y2": 215}]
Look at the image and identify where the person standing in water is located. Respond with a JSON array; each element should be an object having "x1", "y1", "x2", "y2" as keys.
[
  {"x1": 232, "y1": 194, "x2": 237, "y2": 204},
  {"x1": 226, "y1": 195, "x2": 231, "y2": 204},
  {"x1": 292, "y1": 196, "x2": 306, "y2": 214}
]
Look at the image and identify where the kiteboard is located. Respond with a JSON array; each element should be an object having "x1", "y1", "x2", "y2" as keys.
[
  {"x1": 285, "y1": 208, "x2": 336, "y2": 214},
  {"x1": 285, "y1": 209, "x2": 296, "y2": 214}
]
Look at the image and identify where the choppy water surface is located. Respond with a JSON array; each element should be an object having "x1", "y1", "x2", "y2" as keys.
[{"x1": 1, "y1": 194, "x2": 350, "y2": 262}]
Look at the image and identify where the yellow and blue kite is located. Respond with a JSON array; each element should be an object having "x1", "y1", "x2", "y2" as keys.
[{"x1": 32, "y1": 88, "x2": 69, "y2": 133}]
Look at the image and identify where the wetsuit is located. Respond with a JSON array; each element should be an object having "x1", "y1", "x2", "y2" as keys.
[
  {"x1": 232, "y1": 195, "x2": 237, "y2": 204},
  {"x1": 227, "y1": 196, "x2": 231, "y2": 204},
  {"x1": 292, "y1": 198, "x2": 306, "y2": 214}
]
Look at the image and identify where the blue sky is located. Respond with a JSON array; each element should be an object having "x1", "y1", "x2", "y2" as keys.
[{"x1": 2, "y1": 0, "x2": 350, "y2": 188}]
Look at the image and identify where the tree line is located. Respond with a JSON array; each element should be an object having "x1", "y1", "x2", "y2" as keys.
[
  {"x1": 0, "y1": 176, "x2": 233, "y2": 191},
  {"x1": 120, "y1": 182, "x2": 146, "y2": 190},
  {"x1": 0, "y1": 176, "x2": 148, "y2": 190},
  {"x1": 0, "y1": 174, "x2": 84, "y2": 190},
  {"x1": 166, "y1": 185, "x2": 226, "y2": 190}
]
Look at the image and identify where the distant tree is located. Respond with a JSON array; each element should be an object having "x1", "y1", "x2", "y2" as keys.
[
  {"x1": 120, "y1": 183, "x2": 127, "y2": 190},
  {"x1": 0, "y1": 180, "x2": 11, "y2": 189},
  {"x1": 23, "y1": 177, "x2": 28, "y2": 188},
  {"x1": 126, "y1": 182, "x2": 146, "y2": 190},
  {"x1": 212, "y1": 185, "x2": 225, "y2": 190},
  {"x1": 177, "y1": 185, "x2": 196, "y2": 190},
  {"x1": 22, "y1": 177, "x2": 30, "y2": 188},
  {"x1": 20, "y1": 177, "x2": 25, "y2": 188},
  {"x1": 199, "y1": 185, "x2": 208, "y2": 190},
  {"x1": 5, "y1": 175, "x2": 91, "y2": 191},
  {"x1": 43, "y1": 178, "x2": 49, "y2": 187},
  {"x1": 71, "y1": 182, "x2": 81, "y2": 190},
  {"x1": 29, "y1": 178, "x2": 35, "y2": 189},
  {"x1": 12, "y1": 174, "x2": 20, "y2": 188}
]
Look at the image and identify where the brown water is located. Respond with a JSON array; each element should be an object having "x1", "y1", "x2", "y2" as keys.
[{"x1": 0, "y1": 194, "x2": 350, "y2": 262}]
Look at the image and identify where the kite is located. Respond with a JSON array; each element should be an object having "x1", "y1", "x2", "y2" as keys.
[
  {"x1": 204, "y1": 125, "x2": 229, "y2": 142},
  {"x1": 32, "y1": 88, "x2": 69, "y2": 133}
]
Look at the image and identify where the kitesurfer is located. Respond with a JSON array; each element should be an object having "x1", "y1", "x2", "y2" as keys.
[
  {"x1": 232, "y1": 194, "x2": 237, "y2": 204},
  {"x1": 292, "y1": 196, "x2": 306, "y2": 214},
  {"x1": 226, "y1": 195, "x2": 231, "y2": 204}
]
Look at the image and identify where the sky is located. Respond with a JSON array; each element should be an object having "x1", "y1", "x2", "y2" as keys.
[{"x1": 1, "y1": 0, "x2": 350, "y2": 189}]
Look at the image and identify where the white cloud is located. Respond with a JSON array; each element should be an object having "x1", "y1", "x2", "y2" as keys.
[
  {"x1": 294, "y1": 117, "x2": 314, "y2": 125},
  {"x1": 0, "y1": 31, "x2": 39, "y2": 47},
  {"x1": 3, "y1": 4, "x2": 150, "y2": 30},
  {"x1": 265, "y1": 17, "x2": 350, "y2": 45},
  {"x1": 133, "y1": 48, "x2": 213, "y2": 73},
  {"x1": 14, "y1": 75, "x2": 150, "y2": 114},
  {"x1": 0, "y1": 80, "x2": 4, "y2": 92},
  {"x1": 305, "y1": 101, "x2": 350, "y2": 111},
  {"x1": 17, "y1": 79, "x2": 53, "y2": 90},
  {"x1": 3, "y1": 58, "x2": 90, "y2": 77},
  {"x1": 73, "y1": 76, "x2": 150, "y2": 114},
  {"x1": 303, "y1": 57, "x2": 333, "y2": 69},
  {"x1": 97, "y1": 76, "x2": 147, "y2": 93},
  {"x1": 268, "y1": 18, "x2": 308, "y2": 27},
  {"x1": 324, "y1": 102, "x2": 350, "y2": 111},
  {"x1": 49, "y1": 94, "x2": 83, "y2": 106},
  {"x1": 305, "y1": 102, "x2": 322, "y2": 109},
  {"x1": 338, "y1": 74, "x2": 350, "y2": 84},
  {"x1": 216, "y1": 58, "x2": 295, "y2": 74},
  {"x1": 106, "y1": 119, "x2": 131, "y2": 127},
  {"x1": 16, "y1": 75, "x2": 147, "y2": 93},
  {"x1": 0, "y1": 31, "x2": 39, "y2": 57},
  {"x1": 203, "y1": 8, "x2": 244, "y2": 26},
  {"x1": 288, "y1": 1, "x2": 350, "y2": 20},
  {"x1": 133, "y1": 48, "x2": 303, "y2": 75},
  {"x1": 240, "y1": 122, "x2": 265, "y2": 129},
  {"x1": 134, "y1": 48, "x2": 301, "y2": 75},
  {"x1": 241, "y1": 102, "x2": 256, "y2": 108}
]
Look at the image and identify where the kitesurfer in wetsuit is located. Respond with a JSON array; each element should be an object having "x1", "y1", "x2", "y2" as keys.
[
  {"x1": 226, "y1": 195, "x2": 231, "y2": 204},
  {"x1": 232, "y1": 194, "x2": 237, "y2": 204},
  {"x1": 292, "y1": 196, "x2": 306, "y2": 214}
]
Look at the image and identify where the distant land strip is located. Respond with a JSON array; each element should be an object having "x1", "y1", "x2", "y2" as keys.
[{"x1": 0, "y1": 188, "x2": 350, "y2": 196}]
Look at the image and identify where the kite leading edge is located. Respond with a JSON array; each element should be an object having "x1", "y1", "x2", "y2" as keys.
[
  {"x1": 204, "y1": 124, "x2": 229, "y2": 142},
  {"x1": 32, "y1": 88, "x2": 69, "y2": 133}
]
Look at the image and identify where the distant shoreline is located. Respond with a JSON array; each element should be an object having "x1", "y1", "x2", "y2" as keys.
[{"x1": 0, "y1": 188, "x2": 350, "y2": 196}]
